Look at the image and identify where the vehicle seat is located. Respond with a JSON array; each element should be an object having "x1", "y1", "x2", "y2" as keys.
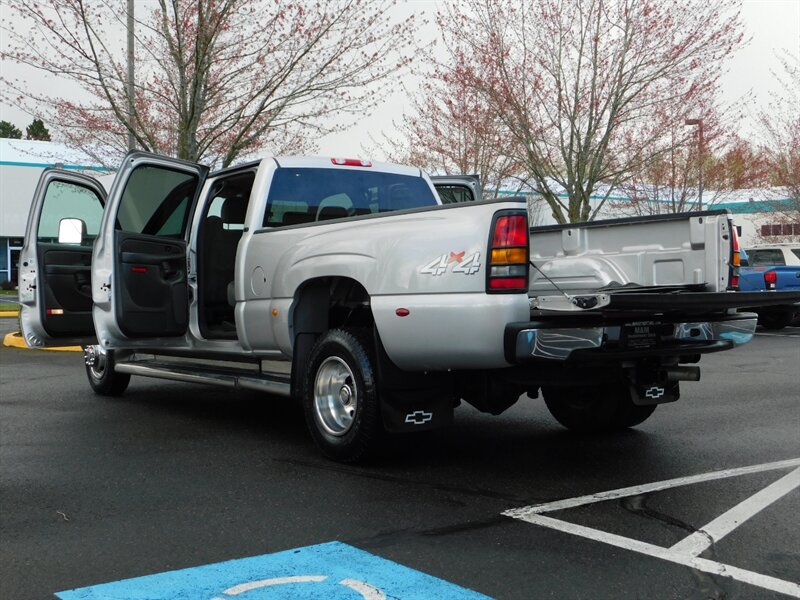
[
  {"x1": 282, "y1": 211, "x2": 314, "y2": 226},
  {"x1": 221, "y1": 195, "x2": 247, "y2": 225},
  {"x1": 317, "y1": 206, "x2": 349, "y2": 221},
  {"x1": 204, "y1": 197, "x2": 246, "y2": 328}
]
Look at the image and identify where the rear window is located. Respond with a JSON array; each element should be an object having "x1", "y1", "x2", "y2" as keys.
[
  {"x1": 436, "y1": 185, "x2": 475, "y2": 204},
  {"x1": 263, "y1": 168, "x2": 437, "y2": 227},
  {"x1": 746, "y1": 249, "x2": 786, "y2": 267}
]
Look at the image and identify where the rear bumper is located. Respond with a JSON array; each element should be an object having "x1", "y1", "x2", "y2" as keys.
[{"x1": 506, "y1": 312, "x2": 757, "y2": 363}]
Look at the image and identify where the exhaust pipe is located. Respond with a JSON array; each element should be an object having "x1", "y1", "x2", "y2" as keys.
[{"x1": 662, "y1": 366, "x2": 700, "y2": 383}]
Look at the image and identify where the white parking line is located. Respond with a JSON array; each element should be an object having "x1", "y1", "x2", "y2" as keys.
[
  {"x1": 517, "y1": 513, "x2": 800, "y2": 598},
  {"x1": 503, "y1": 457, "x2": 800, "y2": 518},
  {"x1": 670, "y1": 467, "x2": 800, "y2": 556},
  {"x1": 503, "y1": 459, "x2": 800, "y2": 598}
]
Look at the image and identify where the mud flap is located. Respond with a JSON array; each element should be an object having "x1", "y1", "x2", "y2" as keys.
[
  {"x1": 629, "y1": 381, "x2": 680, "y2": 406},
  {"x1": 380, "y1": 388, "x2": 455, "y2": 433},
  {"x1": 373, "y1": 330, "x2": 455, "y2": 433}
]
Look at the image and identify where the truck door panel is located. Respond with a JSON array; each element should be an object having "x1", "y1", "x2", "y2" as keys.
[
  {"x1": 116, "y1": 234, "x2": 188, "y2": 337},
  {"x1": 91, "y1": 152, "x2": 208, "y2": 346},
  {"x1": 40, "y1": 244, "x2": 94, "y2": 336},
  {"x1": 19, "y1": 170, "x2": 106, "y2": 347}
]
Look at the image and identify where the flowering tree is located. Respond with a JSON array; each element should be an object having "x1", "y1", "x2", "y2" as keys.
[
  {"x1": 1, "y1": 0, "x2": 418, "y2": 167},
  {"x1": 369, "y1": 61, "x2": 521, "y2": 197},
  {"x1": 613, "y1": 102, "x2": 769, "y2": 216},
  {"x1": 755, "y1": 52, "x2": 800, "y2": 239},
  {"x1": 438, "y1": 0, "x2": 745, "y2": 223}
]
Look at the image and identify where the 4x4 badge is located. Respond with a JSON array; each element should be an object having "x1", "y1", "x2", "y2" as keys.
[{"x1": 420, "y1": 252, "x2": 480, "y2": 276}]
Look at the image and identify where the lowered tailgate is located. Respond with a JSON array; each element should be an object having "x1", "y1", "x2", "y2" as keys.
[{"x1": 528, "y1": 210, "x2": 734, "y2": 298}]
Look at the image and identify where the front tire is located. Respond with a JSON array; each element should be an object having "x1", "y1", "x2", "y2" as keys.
[
  {"x1": 302, "y1": 328, "x2": 382, "y2": 463},
  {"x1": 84, "y1": 345, "x2": 130, "y2": 396},
  {"x1": 543, "y1": 383, "x2": 656, "y2": 432}
]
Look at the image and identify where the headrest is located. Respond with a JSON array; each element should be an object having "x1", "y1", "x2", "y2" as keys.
[
  {"x1": 221, "y1": 197, "x2": 247, "y2": 224},
  {"x1": 205, "y1": 215, "x2": 224, "y2": 231}
]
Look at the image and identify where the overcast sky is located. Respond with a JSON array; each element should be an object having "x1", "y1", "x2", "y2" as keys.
[
  {"x1": 1, "y1": 0, "x2": 798, "y2": 162},
  {"x1": 318, "y1": 0, "x2": 800, "y2": 158}
]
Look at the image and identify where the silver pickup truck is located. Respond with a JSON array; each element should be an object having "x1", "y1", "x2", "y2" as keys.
[{"x1": 18, "y1": 152, "x2": 800, "y2": 461}]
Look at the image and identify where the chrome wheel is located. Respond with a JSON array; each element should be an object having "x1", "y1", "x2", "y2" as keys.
[
  {"x1": 313, "y1": 356, "x2": 358, "y2": 436},
  {"x1": 83, "y1": 346, "x2": 130, "y2": 396},
  {"x1": 84, "y1": 345, "x2": 107, "y2": 380}
]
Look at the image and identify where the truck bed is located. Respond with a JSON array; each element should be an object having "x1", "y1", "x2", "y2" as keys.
[{"x1": 528, "y1": 210, "x2": 734, "y2": 299}]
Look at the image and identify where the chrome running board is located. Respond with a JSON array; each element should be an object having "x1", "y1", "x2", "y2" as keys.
[{"x1": 114, "y1": 360, "x2": 291, "y2": 397}]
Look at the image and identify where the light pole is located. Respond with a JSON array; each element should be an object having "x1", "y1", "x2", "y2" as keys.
[
  {"x1": 685, "y1": 118, "x2": 703, "y2": 210},
  {"x1": 126, "y1": 0, "x2": 135, "y2": 151}
]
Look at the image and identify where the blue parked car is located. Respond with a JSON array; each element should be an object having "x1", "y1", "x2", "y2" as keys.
[{"x1": 739, "y1": 248, "x2": 800, "y2": 329}]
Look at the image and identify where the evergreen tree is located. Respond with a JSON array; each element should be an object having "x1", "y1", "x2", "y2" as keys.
[
  {"x1": 26, "y1": 118, "x2": 51, "y2": 141},
  {"x1": 0, "y1": 121, "x2": 22, "y2": 139}
]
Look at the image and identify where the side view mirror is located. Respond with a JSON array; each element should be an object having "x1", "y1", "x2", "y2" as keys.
[{"x1": 58, "y1": 218, "x2": 87, "y2": 245}]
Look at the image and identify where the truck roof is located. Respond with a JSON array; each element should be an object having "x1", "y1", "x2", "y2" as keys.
[{"x1": 272, "y1": 156, "x2": 423, "y2": 177}]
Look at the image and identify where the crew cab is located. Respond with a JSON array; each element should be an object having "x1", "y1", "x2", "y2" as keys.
[{"x1": 18, "y1": 152, "x2": 800, "y2": 462}]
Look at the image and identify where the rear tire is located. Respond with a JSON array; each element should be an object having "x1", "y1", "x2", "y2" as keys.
[
  {"x1": 543, "y1": 384, "x2": 656, "y2": 432},
  {"x1": 84, "y1": 345, "x2": 130, "y2": 396},
  {"x1": 302, "y1": 328, "x2": 382, "y2": 463},
  {"x1": 758, "y1": 310, "x2": 793, "y2": 330}
]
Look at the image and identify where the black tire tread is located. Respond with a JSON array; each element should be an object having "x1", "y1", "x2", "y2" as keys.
[
  {"x1": 302, "y1": 328, "x2": 382, "y2": 463},
  {"x1": 543, "y1": 384, "x2": 656, "y2": 432},
  {"x1": 758, "y1": 311, "x2": 793, "y2": 330},
  {"x1": 85, "y1": 348, "x2": 131, "y2": 397}
]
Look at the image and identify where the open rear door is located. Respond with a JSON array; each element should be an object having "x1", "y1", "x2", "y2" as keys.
[
  {"x1": 19, "y1": 170, "x2": 106, "y2": 348},
  {"x1": 92, "y1": 152, "x2": 208, "y2": 350}
]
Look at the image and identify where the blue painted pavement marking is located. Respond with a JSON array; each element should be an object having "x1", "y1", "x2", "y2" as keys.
[{"x1": 56, "y1": 541, "x2": 491, "y2": 599}]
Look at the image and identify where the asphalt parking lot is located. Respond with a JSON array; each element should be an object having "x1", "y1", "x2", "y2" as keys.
[{"x1": 1, "y1": 323, "x2": 798, "y2": 599}]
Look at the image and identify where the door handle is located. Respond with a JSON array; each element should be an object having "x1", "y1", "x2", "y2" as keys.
[{"x1": 161, "y1": 261, "x2": 178, "y2": 277}]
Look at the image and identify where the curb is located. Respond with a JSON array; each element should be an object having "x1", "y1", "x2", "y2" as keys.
[
  {"x1": 2, "y1": 331, "x2": 82, "y2": 352},
  {"x1": 0, "y1": 310, "x2": 20, "y2": 317}
]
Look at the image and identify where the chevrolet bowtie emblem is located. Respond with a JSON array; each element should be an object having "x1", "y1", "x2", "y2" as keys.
[{"x1": 405, "y1": 410, "x2": 433, "y2": 425}]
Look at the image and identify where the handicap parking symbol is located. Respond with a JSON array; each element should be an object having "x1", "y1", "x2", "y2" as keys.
[{"x1": 56, "y1": 541, "x2": 491, "y2": 599}]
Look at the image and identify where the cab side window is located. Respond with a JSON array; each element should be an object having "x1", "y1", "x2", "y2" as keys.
[
  {"x1": 436, "y1": 185, "x2": 474, "y2": 204},
  {"x1": 38, "y1": 180, "x2": 104, "y2": 245}
]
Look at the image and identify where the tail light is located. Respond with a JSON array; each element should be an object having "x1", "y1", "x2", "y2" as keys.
[
  {"x1": 487, "y1": 211, "x2": 529, "y2": 293},
  {"x1": 729, "y1": 221, "x2": 740, "y2": 290},
  {"x1": 764, "y1": 270, "x2": 777, "y2": 290}
]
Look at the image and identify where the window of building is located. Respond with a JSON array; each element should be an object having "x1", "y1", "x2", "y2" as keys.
[{"x1": 760, "y1": 222, "x2": 800, "y2": 237}]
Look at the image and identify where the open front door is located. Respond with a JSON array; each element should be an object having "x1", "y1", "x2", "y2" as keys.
[
  {"x1": 19, "y1": 170, "x2": 106, "y2": 348},
  {"x1": 92, "y1": 152, "x2": 208, "y2": 349}
]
